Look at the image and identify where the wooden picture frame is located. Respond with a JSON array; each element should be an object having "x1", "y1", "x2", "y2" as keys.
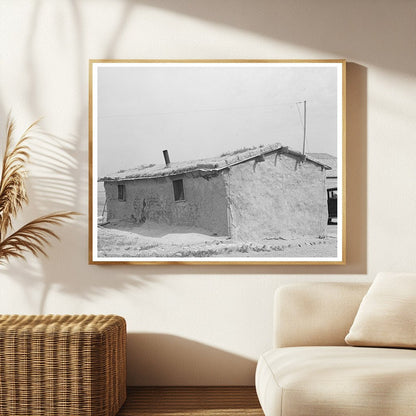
[{"x1": 89, "y1": 60, "x2": 346, "y2": 265}]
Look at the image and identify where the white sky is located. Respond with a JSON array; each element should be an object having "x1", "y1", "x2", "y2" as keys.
[{"x1": 96, "y1": 63, "x2": 339, "y2": 177}]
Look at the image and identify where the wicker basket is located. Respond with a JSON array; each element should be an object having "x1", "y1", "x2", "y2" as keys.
[{"x1": 0, "y1": 314, "x2": 126, "y2": 416}]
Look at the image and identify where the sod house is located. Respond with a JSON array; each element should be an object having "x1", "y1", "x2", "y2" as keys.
[{"x1": 100, "y1": 143, "x2": 331, "y2": 240}]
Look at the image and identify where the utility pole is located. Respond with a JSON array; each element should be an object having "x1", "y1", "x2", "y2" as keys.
[{"x1": 302, "y1": 100, "x2": 306, "y2": 156}]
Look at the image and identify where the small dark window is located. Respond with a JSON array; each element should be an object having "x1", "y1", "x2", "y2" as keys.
[
  {"x1": 118, "y1": 184, "x2": 126, "y2": 201},
  {"x1": 173, "y1": 179, "x2": 184, "y2": 201}
]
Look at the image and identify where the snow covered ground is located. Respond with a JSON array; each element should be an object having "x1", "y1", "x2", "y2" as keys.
[{"x1": 97, "y1": 220, "x2": 337, "y2": 259}]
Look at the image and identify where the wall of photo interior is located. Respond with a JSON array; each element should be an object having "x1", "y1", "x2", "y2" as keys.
[{"x1": 0, "y1": 0, "x2": 415, "y2": 385}]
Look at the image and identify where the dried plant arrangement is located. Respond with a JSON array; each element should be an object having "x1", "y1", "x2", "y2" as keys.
[{"x1": 0, "y1": 116, "x2": 78, "y2": 264}]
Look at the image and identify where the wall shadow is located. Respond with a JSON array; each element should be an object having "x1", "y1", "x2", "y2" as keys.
[
  {"x1": 127, "y1": 333, "x2": 257, "y2": 386},
  {"x1": 136, "y1": 0, "x2": 413, "y2": 76},
  {"x1": 1, "y1": 247, "x2": 155, "y2": 315}
]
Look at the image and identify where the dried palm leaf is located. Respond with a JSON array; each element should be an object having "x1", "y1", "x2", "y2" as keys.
[
  {"x1": 0, "y1": 212, "x2": 78, "y2": 264},
  {"x1": 0, "y1": 116, "x2": 79, "y2": 264},
  {"x1": 0, "y1": 117, "x2": 38, "y2": 238}
]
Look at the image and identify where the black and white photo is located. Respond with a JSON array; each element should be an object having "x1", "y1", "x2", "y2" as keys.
[{"x1": 89, "y1": 60, "x2": 345, "y2": 264}]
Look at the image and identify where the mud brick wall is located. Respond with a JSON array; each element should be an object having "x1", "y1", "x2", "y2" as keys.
[
  {"x1": 104, "y1": 174, "x2": 228, "y2": 236},
  {"x1": 225, "y1": 153, "x2": 328, "y2": 241}
]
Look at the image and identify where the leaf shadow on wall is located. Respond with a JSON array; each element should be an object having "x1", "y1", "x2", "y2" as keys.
[
  {"x1": 126, "y1": 333, "x2": 257, "y2": 386},
  {"x1": 0, "y1": 128, "x2": 152, "y2": 314},
  {"x1": 23, "y1": 0, "x2": 87, "y2": 210},
  {"x1": 0, "y1": 0, "x2": 159, "y2": 313}
]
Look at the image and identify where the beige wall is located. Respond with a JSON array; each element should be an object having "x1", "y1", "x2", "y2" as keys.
[{"x1": 0, "y1": 0, "x2": 415, "y2": 385}]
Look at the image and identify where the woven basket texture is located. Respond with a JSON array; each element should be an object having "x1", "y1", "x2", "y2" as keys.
[{"x1": 0, "y1": 314, "x2": 126, "y2": 416}]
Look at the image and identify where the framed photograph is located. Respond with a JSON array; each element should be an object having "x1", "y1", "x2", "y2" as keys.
[{"x1": 89, "y1": 60, "x2": 345, "y2": 265}]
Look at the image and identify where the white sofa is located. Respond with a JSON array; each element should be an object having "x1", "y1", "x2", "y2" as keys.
[{"x1": 255, "y1": 282, "x2": 416, "y2": 416}]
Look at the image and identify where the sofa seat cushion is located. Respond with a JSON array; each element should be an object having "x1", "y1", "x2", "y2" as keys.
[{"x1": 256, "y1": 346, "x2": 416, "y2": 416}]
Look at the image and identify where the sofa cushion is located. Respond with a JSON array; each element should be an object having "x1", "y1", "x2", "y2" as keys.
[
  {"x1": 256, "y1": 346, "x2": 416, "y2": 416},
  {"x1": 345, "y1": 272, "x2": 416, "y2": 348},
  {"x1": 274, "y1": 283, "x2": 370, "y2": 348}
]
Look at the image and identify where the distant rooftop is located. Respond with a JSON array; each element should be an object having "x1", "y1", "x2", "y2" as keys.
[
  {"x1": 101, "y1": 143, "x2": 331, "y2": 181},
  {"x1": 307, "y1": 153, "x2": 337, "y2": 176}
]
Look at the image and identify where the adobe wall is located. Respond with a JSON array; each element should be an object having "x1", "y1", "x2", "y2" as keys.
[
  {"x1": 104, "y1": 173, "x2": 228, "y2": 236},
  {"x1": 225, "y1": 153, "x2": 328, "y2": 241}
]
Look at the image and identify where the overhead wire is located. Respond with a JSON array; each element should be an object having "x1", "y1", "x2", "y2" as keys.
[{"x1": 98, "y1": 101, "x2": 305, "y2": 119}]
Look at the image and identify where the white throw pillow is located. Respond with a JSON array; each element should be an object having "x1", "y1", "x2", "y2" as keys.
[{"x1": 345, "y1": 272, "x2": 416, "y2": 348}]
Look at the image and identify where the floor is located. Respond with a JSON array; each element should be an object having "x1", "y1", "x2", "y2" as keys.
[{"x1": 117, "y1": 386, "x2": 264, "y2": 415}]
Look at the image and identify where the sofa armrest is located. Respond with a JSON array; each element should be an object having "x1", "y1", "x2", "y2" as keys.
[{"x1": 274, "y1": 282, "x2": 370, "y2": 348}]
